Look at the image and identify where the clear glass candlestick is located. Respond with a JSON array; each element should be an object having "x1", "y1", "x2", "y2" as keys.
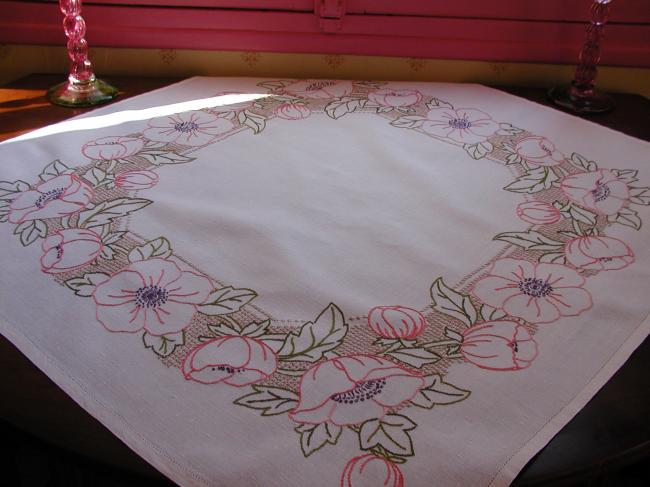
[
  {"x1": 48, "y1": 0, "x2": 118, "y2": 107},
  {"x1": 548, "y1": 0, "x2": 615, "y2": 114}
]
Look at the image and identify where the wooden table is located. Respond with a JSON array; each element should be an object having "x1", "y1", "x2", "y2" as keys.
[{"x1": 1, "y1": 74, "x2": 649, "y2": 486}]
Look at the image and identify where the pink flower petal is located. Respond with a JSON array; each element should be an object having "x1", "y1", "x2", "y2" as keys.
[
  {"x1": 128, "y1": 258, "x2": 182, "y2": 288},
  {"x1": 329, "y1": 400, "x2": 386, "y2": 426},
  {"x1": 289, "y1": 401, "x2": 336, "y2": 424},
  {"x1": 165, "y1": 270, "x2": 213, "y2": 305},
  {"x1": 502, "y1": 293, "x2": 560, "y2": 324},
  {"x1": 545, "y1": 287, "x2": 593, "y2": 318},
  {"x1": 93, "y1": 269, "x2": 144, "y2": 305},
  {"x1": 184, "y1": 366, "x2": 233, "y2": 385},
  {"x1": 224, "y1": 369, "x2": 267, "y2": 387},
  {"x1": 96, "y1": 302, "x2": 145, "y2": 333},
  {"x1": 534, "y1": 263, "x2": 585, "y2": 288},
  {"x1": 143, "y1": 302, "x2": 197, "y2": 335},
  {"x1": 293, "y1": 361, "x2": 356, "y2": 412},
  {"x1": 373, "y1": 375, "x2": 424, "y2": 407},
  {"x1": 489, "y1": 258, "x2": 535, "y2": 281},
  {"x1": 472, "y1": 276, "x2": 522, "y2": 308}
]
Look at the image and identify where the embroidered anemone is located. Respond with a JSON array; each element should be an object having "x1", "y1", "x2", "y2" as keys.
[
  {"x1": 182, "y1": 336, "x2": 277, "y2": 387},
  {"x1": 143, "y1": 110, "x2": 234, "y2": 147},
  {"x1": 92, "y1": 258, "x2": 213, "y2": 335},
  {"x1": 472, "y1": 258, "x2": 592, "y2": 324},
  {"x1": 8, "y1": 174, "x2": 93, "y2": 224},
  {"x1": 289, "y1": 355, "x2": 424, "y2": 426},
  {"x1": 422, "y1": 107, "x2": 499, "y2": 144},
  {"x1": 561, "y1": 169, "x2": 630, "y2": 215}
]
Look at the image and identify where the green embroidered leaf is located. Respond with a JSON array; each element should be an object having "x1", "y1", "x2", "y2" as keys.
[
  {"x1": 142, "y1": 331, "x2": 185, "y2": 357},
  {"x1": 138, "y1": 150, "x2": 196, "y2": 165},
  {"x1": 496, "y1": 123, "x2": 525, "y2": 136},
  {"x1": 39, "y1": 159, "x2": 72, "y2": 182},
  {"x1": 13, "y1": 219, "x2": 47, "y2": 246},
  {"x1": 410, "y1": 375, "x2": 471, "y2": 409},
  {"x1": 207, "y1": 322, "x2": 241, "y2": 336},
  {"x1": 390, "y1": 116, "x2": 426, "y2": 129},
  {"x1": 128, "y1": 236, "x2": 173, "y2": 262},
  {"x1": 629, "y1": 187, "x2": 650, "y2": 206},
  {"x1": 612, "y1": 169, "x2": 639, "y2": 184},
  {"x1": 568, "y1": 152, "x2": 597, "y2": 172},
  {"x1": 0, "y1": 200, "x2": 10, "y2": 222},
  {"x1": 259, "y1": 334, "x2": 287, "y2": 353},
  {"x1": 0, "y1": 180, "x2": 30, "y2": 199},
  {"x1": 426, "y1": 97, "x2": 453, "y2": 110},
  {"x1": 494, "y1": 230, "x2": 564, "y2": 251},
  {"x1": 234, "y1": 386, "x2": 299, "y2": 416},
  {"x1": 101, "y1": 231, "x2": 127, "y2": 245},
  {"x1": 443, "y1": 327, "x2": 465, "y2": 342},
  {"x1": 240, "y1": 319, "x2": 271, "y2": 338},
  {"x1": 100, "y1": 245, "x2": 116, "y2": 260},
  {"x1": 64, "y1": 273, "x2": 110, "y2": 297},
  {"x1": 568, "y1": 204, "x2": 598, "y2": 226},
  {"x1": 324, "y1": 97, "x2": 367, "y2": 120},
  {"x1": 199, "y1": 287, "x2": 258, "y2": 315},
  {"x1": 257, "y1": 80, "x2": 292, "y2": 91},
  {"x1": 504, "y1": 151, "x2": 524, "y2": 165},
  {"x1": 608, "y1": 207, "x2": 642, "y2": 230},
  {"x1": 539, "y1": 251, "x2": 567, "y2": 264},
  {"x1": 503, "y1": 166, "x2": 559, "y2": 194},
  {"x1": 376, "y1": 106, "x2": 394, "y2": 114},
  {"x1": 238, "y1": 110, "x2": 267, "y2": 134},
  {"x1": 295, "y1": 423, "x2": 342, "y2": 457},
  {"x1": 463, "y1": 141, "x2": 493, "y2": 160},
  {"x1": 387, "y1": 347, "x2": 440, "y2": 369},
  {"x1": 278, "y1": 303, "x2": 348, "y2": 362},
  {"x1": 479, "y1": 304, "x2": 507, "y2": 322},
  {"x1": 359, "y1": 414, "x2": 416, "y2": 457},
  {"x1": 82, "y1": 167, "x2": 108, "y2": 186},
  {"x1": 430, "y1": 278, "x2": 477, "y2": 327},
  {"x1": 77, "y1": 197, "x2": 152, "y2": 228}
]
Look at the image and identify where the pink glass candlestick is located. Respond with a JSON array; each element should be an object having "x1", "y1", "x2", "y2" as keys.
[
  {"x1": 48, "y1": 0, "x2": 118, "y2": 107},
  {"x1": 548, "y1": 0, "x2": 615, "y2": 114}
]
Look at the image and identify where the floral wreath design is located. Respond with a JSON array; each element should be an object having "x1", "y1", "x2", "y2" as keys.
[{"x1": 1, "y1": 79, "x2": 649, "y2": 486}]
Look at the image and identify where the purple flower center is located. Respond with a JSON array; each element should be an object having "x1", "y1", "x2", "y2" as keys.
[
  {"x1": 306, "y1": 81, "x2": 335, "y2": 91},
  {"x1": 591, "y1": 184, "x2": 610, "y2": 202},
  {"x1": 331, "y1": 378, "x2": 386, "y2": 404},
  {"x1": 35, "y1": 188, "x2": 65, "y2": 209},
  {"x1": 449, "y1": 118, "x2": 472, "y2": 130},
  {"x1": 173, "y1": 121, "x2": 199, "y2": 133},
  {"x1": 210, "y1": 365, "x2": 243, "y2": 374},
  {"x1": 518, "y1": 278, "x2": 553, "y2": 298},
  {"x1": 135, "y1": 285, "x2": 169, "y2": 308},
  {"x1": 541, "y1": 143, "x2": 553, "y2": 156},
  {"x1": 55, "y1": 244, "x2": 64, "y2": 259}
]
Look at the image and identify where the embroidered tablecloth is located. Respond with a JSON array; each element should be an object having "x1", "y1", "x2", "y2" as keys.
[{"x1": 1, "y1": 77, "x2": 649, "y2": 487}]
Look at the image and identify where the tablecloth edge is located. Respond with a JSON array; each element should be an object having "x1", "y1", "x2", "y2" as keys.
[
  {"x1": 0, "y1": 311, "x2": 210, "y2": 487},
  {"x1": 488, "y1": 310, "x2": 650, "y2": 487}
]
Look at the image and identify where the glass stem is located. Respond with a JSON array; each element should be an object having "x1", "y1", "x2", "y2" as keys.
[{"x1": 573, "y1": 0, "x2": 613, "y2": 92}]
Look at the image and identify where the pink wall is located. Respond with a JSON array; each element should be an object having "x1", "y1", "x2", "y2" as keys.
[{"x1": 0, "y1": 0, "x2": 648, "y2": 66}]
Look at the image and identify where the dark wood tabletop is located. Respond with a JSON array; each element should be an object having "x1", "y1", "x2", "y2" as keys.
[{"x1": 1, "y1": 74, "x2": 649, "y2": 486}]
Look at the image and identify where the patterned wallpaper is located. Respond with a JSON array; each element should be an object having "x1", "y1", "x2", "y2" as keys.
[{"x1": 1, "y1": 44, "x2": 649, "y2": 97}]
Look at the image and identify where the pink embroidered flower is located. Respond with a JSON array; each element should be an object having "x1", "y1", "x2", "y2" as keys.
[
  {"x1": 274, "y1": 102, "x2": 311, "y2": 120},
  {"x1": 81, "y1": 136, "x2": 145, "y2": 161},
  {"x1": 472, "y1": 258, "x2": 592, "y2": 324},
  {"x1": 368, "y1": 306, "x2": 426, "y2": 339},
  {"x1": 92, "y1": 258, "x2": 212, "y2": 335},
  {"x1": 286, "y1": 80, "x2": 354, "y2": 99},
  {"x1": 422, "y1": 107, "x2": 499, "y2": 144},
  {"x1": 514, "y1": 136, "x2": 564, "y2": 167},
  {"x1": 341, "y1": 454, "x2": 404, "y2": 487},
  {"x1": 289, "y1": 355, "x2": 424, "y2": 426},
  {"x1": 182, "y1": 336, "x2": 277, "y2": 387},
  {"x1": 40, "y1": 228, "x2": 103, "y2": 274},
  {"x1": 115, "y1": 170, "x2": 159, "y2": 190},
  {"x1": 143, "y1": 111, "x2": 233, "y2": 147},
  {"x1": 565, "y1": 236, "x2": 634, "y2": 271},
  {"x1": 8, "y1": 174, "x2": 93, "y2": 224},
  {"x1": 368, "y1": 89, "x2": 422, "y2": 108},
  {"x1": 461, "y1": 321, "x2": 538, "y2": 371},
  {"x1": 516, "y1": 201, "x2": 562, "y2": 225},
  {"x1": 561, "y1": 169, "x2": 630, "y2": 215}
]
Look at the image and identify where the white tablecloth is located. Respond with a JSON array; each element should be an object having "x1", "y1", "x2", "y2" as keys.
[{"x1": 1, "y1": 77, "x2": 649, "y2": 486}]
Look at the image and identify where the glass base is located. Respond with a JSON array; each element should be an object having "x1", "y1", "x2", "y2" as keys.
[
  {"x1": 548, "y1": 83, "x2": 615, "y2": 114},
  {"x1": 48, "y1": 77, "x2": 118, "y2": 108}
]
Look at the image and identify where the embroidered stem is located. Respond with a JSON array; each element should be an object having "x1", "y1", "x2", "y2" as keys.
[{"x1": 420, "y1": 339, "x2": 461, "y2": 349}]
